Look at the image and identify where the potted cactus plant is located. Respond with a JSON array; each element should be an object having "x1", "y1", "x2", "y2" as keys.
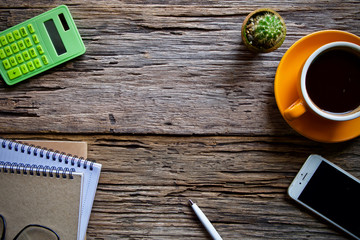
[{"x1": 241, "y1": 8, "x2": 286, "y2": 53}]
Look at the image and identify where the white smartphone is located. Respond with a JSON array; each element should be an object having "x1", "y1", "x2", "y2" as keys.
[{"x1": 288, "y1": 154, "x2": 360, "y2": 239}]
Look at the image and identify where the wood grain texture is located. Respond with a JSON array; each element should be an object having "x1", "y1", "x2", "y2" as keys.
[
  {"x1": 1, "y1": 0, "x2": 360, "y2": 239},
  {"x1": 2, "y1": 134, "x2": 360, "y2": 239},
  {"x1": 0, "y1": 0, "x2": 359, "y2": 135}
]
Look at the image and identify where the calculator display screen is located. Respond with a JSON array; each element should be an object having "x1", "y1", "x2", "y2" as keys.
[{"x1": 44, "y1": 19, "x2": 67, "y2": 55}]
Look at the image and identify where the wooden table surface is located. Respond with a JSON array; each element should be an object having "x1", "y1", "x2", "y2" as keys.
[{"x1": 1, "y1": 1, "x2": 359, "y2": 239}]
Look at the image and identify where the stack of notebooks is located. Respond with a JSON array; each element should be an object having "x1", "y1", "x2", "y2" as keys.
[{"x1": 0, "y1": 138, "x2": 102, "y2": 240}]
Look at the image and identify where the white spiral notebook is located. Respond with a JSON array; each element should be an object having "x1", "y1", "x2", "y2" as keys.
[{"x1": 0, "y1": 139, "x2": 102, "y2": 240}]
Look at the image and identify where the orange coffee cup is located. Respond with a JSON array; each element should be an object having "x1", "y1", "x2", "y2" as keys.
[{"x1": 284, "y1": 41, "x2": 360, "y2": 122}]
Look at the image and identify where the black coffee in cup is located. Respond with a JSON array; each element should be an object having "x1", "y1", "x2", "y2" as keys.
[{"x1": 305, "y1": 48, "x2": 360, "y2": 114}]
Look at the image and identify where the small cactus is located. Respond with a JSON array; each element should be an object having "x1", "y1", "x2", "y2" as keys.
[{"x1": 241, "y1": 9, "x2": 286, "y2": 53}]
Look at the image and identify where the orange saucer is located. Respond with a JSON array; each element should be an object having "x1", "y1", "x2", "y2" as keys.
[{"x1": 275, "y1": 30, "x2": 360, "y2": 143}]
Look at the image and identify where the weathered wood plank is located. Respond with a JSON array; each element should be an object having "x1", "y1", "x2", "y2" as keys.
[
  {"x1": 1, "y1": 1, "x2": 359, "y2": 238},
  {"x1": 2, "y1": 134, "x2": 359, "y2": 239},
  {"x1": 1, "y1": 1, "x2": 359, "y2": 135}
]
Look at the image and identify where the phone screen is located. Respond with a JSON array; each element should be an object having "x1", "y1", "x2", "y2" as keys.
[{"x1": 298, "y1": 161, "x2": 360, "y2": 237}]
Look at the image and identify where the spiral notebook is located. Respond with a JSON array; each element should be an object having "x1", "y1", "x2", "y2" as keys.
[
  {"x1": 0, "y1": 139, "x2": 102, "y2": 240},
  {"x1": 0, "y1": 166, "x2": 83, "y2": 240}
]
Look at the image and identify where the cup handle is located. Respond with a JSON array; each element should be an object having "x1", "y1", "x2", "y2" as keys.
[{"x1": 284, "y1": 99, "x2": 307, "y2": 121}]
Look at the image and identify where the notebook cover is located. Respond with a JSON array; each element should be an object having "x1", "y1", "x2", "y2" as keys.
[
  {"x1": 0, "y1": 169, "x2": 83, "y2": 240},
  {"x1": 0, "y1": 139, "x2": 101, "y2": 240},
  {"x1": 19, "y1": 140, "x2": 87, "y2": 159}
]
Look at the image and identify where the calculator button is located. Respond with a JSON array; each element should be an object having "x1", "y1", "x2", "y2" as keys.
[
  {"x1": 24, "y1": 37, "x2": 33, "y2": 47},
  {"x1": 18, "y1": 40, "x2": 26, "y2": 50},
  {"x1": 36, "y1": 45, "x2": 44, "y2": 55},
  {"x1": 22, "y1": 51, "x2": 31, "y2": 61},
  {"x1": 0, "y1": 49, "x2": 6, "y2": 59},
  {"x1": 11, "y1": 43, "x2": 20, "y2": 53},
  {"x1": 41, "y1": 55, "x2": 49, "y2": 65},
  {"x1": 16, "y1": 54, "x2": 24, "y2": 64},
  {"x1": 20, "y1": 64, "x2": 29, "y2": 74},
  {"x1": 4, "y1": 46, "x2": 13, "y2": 56},
  {"x1": 0, "y1": 36, "x2": 8, "y2": 46},
  {"x1": 27, "y1": 61, "x2": 35, "y2": 71},
  {"x1": 13, "y1": 30, "x2": 21, "y2": 40},
  {"x1": 6, "y1": 33, "x2": 15, "y2": 43},
  {"x1": 32, "y1": 34, "x2": 39, "y2": 44},
  {"x1": 9, "y1": 56, "x2": 17, "y2": 67},
  {"x1": 29, "y1": 48, "x2": 37, "y2": 58},
  {"x1": 27, "y1": 24, "x2": 35, "y2": 33},
  {"x1": 2, "y1": 59, "x2": 11, "y2": 69},
  {"x1": 34, "y1": 58, "x2": 42, "y2": 68},
  {"x1": 19, "y1": 27, "x2": 28, "y2": 37},
  {"x1": 7, "y1": 67, "x2": 22, "y2": 80}
]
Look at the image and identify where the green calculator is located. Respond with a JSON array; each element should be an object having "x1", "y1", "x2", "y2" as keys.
[{"x1": 0, "y1": 5, "x2": 86, "y2": 85}]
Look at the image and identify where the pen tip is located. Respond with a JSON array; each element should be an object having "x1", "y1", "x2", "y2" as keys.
[{"x1": 188, "y1": 199, "x2": 194, "y2": 205}]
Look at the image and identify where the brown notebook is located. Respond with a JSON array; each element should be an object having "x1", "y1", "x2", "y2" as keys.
[
  {"x1": 0, "y1": 165, "x2": 83, "y2": 240},
  {"x1": 0, "y1": 140, "x2": 89, "y2": 240},
  {"x1": 21, "y1": 140, "x2": 88, "y2": 159}
]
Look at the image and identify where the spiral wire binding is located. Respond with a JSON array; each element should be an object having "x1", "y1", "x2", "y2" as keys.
[
  {"x1": 0, "y1": 160, "x2": 76, "y2": 179},
  {"x1": 0, "y1": 138, "x2": 95, "y2": 174}
]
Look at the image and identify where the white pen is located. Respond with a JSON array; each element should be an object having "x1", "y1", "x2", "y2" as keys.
[{"x1": 189, "y1": 199, "x2": 223, "y2": 240}]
